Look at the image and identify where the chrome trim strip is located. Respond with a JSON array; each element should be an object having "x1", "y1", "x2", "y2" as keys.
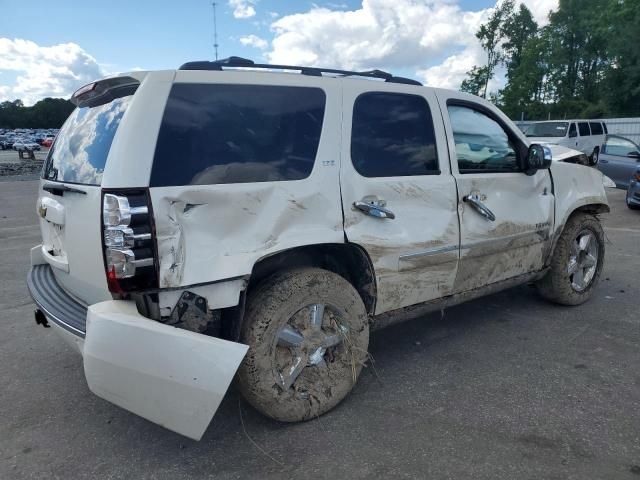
[
  {"x1": 461, "y1": 229, "x2": 549, "y2": 251},
  {"x1": 399, "y1": 244, "x2": 458, "y2": 261},
  {"x1": 130, "y1": 206, "x2": 148, "y2": 215},
  {"x1": 133, "y1": 257, "x2": 154, "y2": 267}
]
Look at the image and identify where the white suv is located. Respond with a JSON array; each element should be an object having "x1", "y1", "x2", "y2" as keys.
[
  {"x1": 28, "y1": 57, "x2": 610, "y2": 440},
  {"x1": 524, "y1": 119, "x2": 608, "y2": 165}
]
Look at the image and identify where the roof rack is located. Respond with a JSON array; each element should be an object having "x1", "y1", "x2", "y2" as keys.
[{"x1": 179, "y1": 56, "x2": 422, "y2": 86}]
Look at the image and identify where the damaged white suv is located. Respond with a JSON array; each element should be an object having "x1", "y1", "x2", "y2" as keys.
[{"x1": 28, "y1": 57, "x2": 610, "y2": 440}]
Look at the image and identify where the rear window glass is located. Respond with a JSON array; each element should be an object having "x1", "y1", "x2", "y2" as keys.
[
  {"x1": 578, "y1": 122, "x2": 590, "y2": 136},
  {"x1": 589, "y1": 122, "x2": 603, "y2": 135},
  {"x1": 351, "y1": 92, "x2": 438, "y2": 177},
  {"x1": 43, "y1": 94, "x2": 133, "y2": 185},
  {"x1": 150, "y1": 84, "x2": 326, "y2": 186}
]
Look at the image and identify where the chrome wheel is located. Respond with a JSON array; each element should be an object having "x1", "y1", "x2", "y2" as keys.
[
  {"x1": 274, "y1": 303, "x2": 347, "y2": 391},
  {"x1": 568, "y1": 229, "x2": 599, "y2": 291}
]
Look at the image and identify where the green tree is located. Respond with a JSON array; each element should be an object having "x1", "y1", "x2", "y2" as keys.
[
  {"x1": 476, "y1": 0, "x2": 513, "y2": 98},
  {"x1": 460, "y1": 66, "x2": 490, "y2": 96}
]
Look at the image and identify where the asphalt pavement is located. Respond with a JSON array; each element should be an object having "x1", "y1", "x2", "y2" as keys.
[{"x1": 1, "y1": 180, "x2": 638, "y2": 479}]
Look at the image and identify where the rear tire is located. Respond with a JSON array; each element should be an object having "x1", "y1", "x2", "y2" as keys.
[
  {"x1": 237, "y1": 268, "x2": 369, "y2": 422},
  {"x1": 589, "y1": 148, "x2": 599, "y2": 166},
  {"x1": 536, "y1": 213, "x2": 604, "y2": 305},
  {"x1": 627, "y1": 196, "x2": 640, "y2": 210}
]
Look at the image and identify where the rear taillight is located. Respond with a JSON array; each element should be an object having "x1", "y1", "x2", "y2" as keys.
[{"x1": 101, "y1": 190, "x2": 158, "y2": 293}]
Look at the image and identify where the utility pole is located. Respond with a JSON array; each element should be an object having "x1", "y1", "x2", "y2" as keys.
[{"x1": 212, "y1": 2, "x2": 219, "y2": 60}]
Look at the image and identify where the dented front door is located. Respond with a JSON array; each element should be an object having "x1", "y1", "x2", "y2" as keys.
[
  {"x1": 438, "y1": 94, "x2": 554, "y2": 293},
  {"x1": 340, "y1": 86, "x2": 460, "y2": 315}
]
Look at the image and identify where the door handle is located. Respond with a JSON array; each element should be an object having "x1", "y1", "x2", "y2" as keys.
[
  {"x1": 463, "y1": 194, "x2": 495, "y2": 222},
  {"x1": 353, "y1": 198, "x2": 395, "y2": 219}
]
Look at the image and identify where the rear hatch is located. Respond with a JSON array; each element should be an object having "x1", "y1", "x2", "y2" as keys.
[{"x1": 37, "y1": 77, "x2": 139, "y2": 305}]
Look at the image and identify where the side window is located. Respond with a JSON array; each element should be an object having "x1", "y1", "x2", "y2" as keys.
[
  {"x1": 151, "y1": 84, "x2": 326, "y2": 186},
  {"x1": 568, "y1": 123, "x2": 577, "y2": 138},
  {"x1": 351, "y1": 92, "x2": 438, "y2": 177},
  {"x1": 589, "y1": 122, "x2": 603, "y2": 135},
  {"x1": 603, "y1": 137, "x2": 639, "y2": 157},
  {"x1": 578, "y1": 122, "x2": 590, "y2": 136},
  {"x1": 447, "y1": 105, "x2": 519, "y2": 173}
]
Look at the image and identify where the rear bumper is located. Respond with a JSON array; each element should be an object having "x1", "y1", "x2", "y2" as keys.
[
  {"x1": 27, "y1": 264, "x2": 248, "y2": 440},
  {"x1": 27, "y1": 264, "x2": 87, "y2": 338}
]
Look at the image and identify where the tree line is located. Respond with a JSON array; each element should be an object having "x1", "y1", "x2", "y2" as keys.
[
  {"x1": 460, "y1": 0, "x2": 640, "y2": 120},
  {"x1": 0, "y1": 98, "x2": 75, "y2": 129}
]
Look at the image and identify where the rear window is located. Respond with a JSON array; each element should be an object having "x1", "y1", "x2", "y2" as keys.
[
  {"x1": 351, "y1": 92, "x2": 438, "y2": 177},
  {"x1": 150, "y1": 84, "x2": 326, "y2": 186},
  {"x1": 43, "y1": 93, "x2": 133, "y2": 185},
  {"x1": 589, "y1": 122, "x2": 603, "y2": 135}
]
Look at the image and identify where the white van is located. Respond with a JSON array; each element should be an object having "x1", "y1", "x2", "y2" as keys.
[{"x1": 524, "y1": 120, "x2": 608, "y2": 165}]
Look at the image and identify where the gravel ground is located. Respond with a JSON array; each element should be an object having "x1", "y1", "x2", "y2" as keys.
[{"x1": 0, "y1": 181, "x2": 638, "y2": 480}]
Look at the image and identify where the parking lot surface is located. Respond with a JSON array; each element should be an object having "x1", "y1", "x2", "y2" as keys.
[{"x1": 1, "y1": 181, "x2": 638, "y2": 479}]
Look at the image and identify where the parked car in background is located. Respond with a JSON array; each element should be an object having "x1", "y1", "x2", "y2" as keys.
[
  {"x1": 13, "y1": 140, "x2": 41, "y2": 151},
  {"x1": 525, "y1": 120, "x2": 608, "y2": 165},
  {"x1": 626, "y1": 166, "x2": 640, "y2": 210},
  {"x1": 42, "y1": 138, "x2": 54, "y2": 148},
  {"x1": 597, "y1": 135, "x2": 640, "y2": 189}
]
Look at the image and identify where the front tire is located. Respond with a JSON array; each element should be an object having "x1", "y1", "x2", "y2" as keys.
[
  {"x1": 237, "y1": 268, "x2": 369, "y2": 422},
  {"x1": 536, "y1": 213, "x2": 605, "y2": 305}
]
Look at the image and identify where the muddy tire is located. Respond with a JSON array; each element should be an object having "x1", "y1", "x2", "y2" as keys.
[
  {"x1": 536, "y1": 213, "x2": 604, "y2": 305},
  {"x1": 237, "y1": 268, "x2": 369, "y2": 422}
]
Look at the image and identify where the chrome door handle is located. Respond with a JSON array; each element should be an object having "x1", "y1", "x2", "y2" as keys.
[
  {"x1": 353, "y1": 200, "x2": 395, "y2": 219},
  {"x1": 463, "y1": 194, "x2": 495, "y2": 221}
]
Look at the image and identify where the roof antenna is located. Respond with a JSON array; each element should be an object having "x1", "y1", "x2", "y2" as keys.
[{"x1": 212, "y1": 2, "x2": 219, "y2": 60}]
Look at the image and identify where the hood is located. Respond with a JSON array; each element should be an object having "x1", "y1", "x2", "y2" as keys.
[{"x1": 527, "y1": 137, "x2": 561, "y2": 145}]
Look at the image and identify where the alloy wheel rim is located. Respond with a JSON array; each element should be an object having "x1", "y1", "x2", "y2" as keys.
[
  {"x1": 567, "y1": 229, "x2": 599, "y2": 292},
  {"x1": 273, "y1": 303, "x2": 348, "y2": 392}
]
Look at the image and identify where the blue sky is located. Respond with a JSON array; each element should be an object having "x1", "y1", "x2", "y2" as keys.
[{"x1": 0, "y1": 0, "x2": 555, "y2": 104}]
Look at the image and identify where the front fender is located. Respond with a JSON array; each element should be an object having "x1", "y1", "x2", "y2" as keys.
[{"x1": 550, "y1": 162, "x2": 609, "y2": 235}]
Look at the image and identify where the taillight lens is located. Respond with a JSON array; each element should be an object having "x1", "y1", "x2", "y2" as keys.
[{"x1": 101, "y1": 190, "x2": 158, "y2": 293}]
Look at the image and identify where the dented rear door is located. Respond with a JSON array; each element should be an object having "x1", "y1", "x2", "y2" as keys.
[{"x1": 340, "y1": 85, "x2": 460, "y2": 315}]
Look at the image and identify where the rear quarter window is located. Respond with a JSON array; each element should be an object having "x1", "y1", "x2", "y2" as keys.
[
  {"x1": 150, "y1": 84, "x2": 326, "y2": 186},
  {"x1": 43, "y1": 94, "x2": 133, "y2": 185}
]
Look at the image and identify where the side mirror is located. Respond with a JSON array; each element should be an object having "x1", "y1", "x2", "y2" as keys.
[
  {"x1": 526, "y1": 144, "x2": 552, "y2": 171},
  {"x1": 627, "y1": 151, "x2": 640, "y2": 160}
]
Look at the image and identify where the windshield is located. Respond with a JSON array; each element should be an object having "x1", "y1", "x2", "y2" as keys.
[
  {"x1": 43, "y1": 92, "x2": 133, "y2": 185},
  {"x1": 525, "y1": 122, "x2": 569, "y2": 138}
]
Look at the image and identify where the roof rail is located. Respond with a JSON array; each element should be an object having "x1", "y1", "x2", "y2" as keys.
[{"x1": 179, "y1": 56, "x2": 422, "y2": 86}]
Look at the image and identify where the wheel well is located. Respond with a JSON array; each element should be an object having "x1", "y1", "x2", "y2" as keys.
[
  {"x1": 249, "y1": 243, "x2": 376, "y2": 314},
  {"x1": 219, "y1": 243, "x2": 376, "y2": 341},
  {"x1": 574, "y1": 202, "x2": 609, "y2": 215}
]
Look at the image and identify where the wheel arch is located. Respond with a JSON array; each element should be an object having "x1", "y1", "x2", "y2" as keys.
[{"x1": 220, "y1": 243, "x2": 377, "y2": 341}]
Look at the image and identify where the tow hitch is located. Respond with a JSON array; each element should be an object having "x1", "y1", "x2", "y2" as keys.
[{"x1": 34, "y1": 309, "x2": 50, "y2": 328}]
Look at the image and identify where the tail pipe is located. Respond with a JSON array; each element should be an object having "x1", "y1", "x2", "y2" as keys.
[{"x1": 34, "y1": 309, "x2": 50, "y2": 328}]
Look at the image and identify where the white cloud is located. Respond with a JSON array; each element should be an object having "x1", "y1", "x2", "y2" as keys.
[
  {"x1": 267, "y1": 0, "x2": 558, "y2": 93},
  {"x1": 0, "y1": 38, "x2": 103, "y2": 105},
  {"x1": 229, "y1": 0, "x2": 256, "y2": 19},
  {"x1": 267, "y1": 1, "x2": 489, "y2": 71},
  {"x1": 239, "y1": 34, "x2": 268, "y2": 49}
]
